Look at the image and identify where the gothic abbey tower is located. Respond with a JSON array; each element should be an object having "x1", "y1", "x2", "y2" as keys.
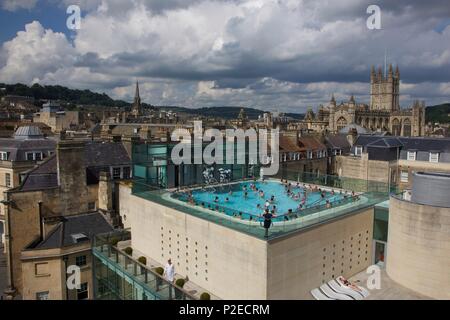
[
  {"x1": 370, "y1": 64, "x2": 400, "y2": 112},
  {"x1": 301, "y1": 64, "x2": 425, "y2": 137}
]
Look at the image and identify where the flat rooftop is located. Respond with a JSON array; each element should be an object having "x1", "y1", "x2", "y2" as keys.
[
  {"x1": 132, "y1": 178, "x2": 389, "y2": 240},
  {"x1": 349, "y1": 268, "x2": 431, "y2": 300}
]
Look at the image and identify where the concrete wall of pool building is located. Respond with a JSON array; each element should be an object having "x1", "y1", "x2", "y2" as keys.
[{"x1": 119, "y1": 183, "x2": 374, "y2": 299}]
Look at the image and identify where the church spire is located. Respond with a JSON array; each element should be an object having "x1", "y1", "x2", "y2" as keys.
[
  {"x1": 132, "y1": 80, "x2": 142, "y2": 117},
  {"x1": 134, "y1": 81, "x2": 141, "y2": 104}
]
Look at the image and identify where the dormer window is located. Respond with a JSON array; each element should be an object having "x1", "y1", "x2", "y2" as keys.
[
  {"x1": 429, "y1": 152, "x2": 439, "y2": 163},
  {"x1": 0, "y1": 152, "x2": 9, "y2": 161},
  {"x1": 307, "y1": 151, "x2": 313, "y2": 159},
  {"x1": 354, "y1": 146, "x2": 362, "y2": 156},
  {"x1": 407, "y1": 151, "x2": 416, "y2": 161},
  {"x1": 26, "y1": 152, "x2": 43, "y2": 161}
]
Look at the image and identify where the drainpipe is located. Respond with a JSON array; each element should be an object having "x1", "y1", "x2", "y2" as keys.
[
  {"x1": 38, "y1": 201, "x2": 43, "y2": 241},
  {"x1": 1, "y1": 195, "x2": 16, "y2": 299},
  {"x1": 63, "y1": 255, "x2": 69, "y2": 300}
]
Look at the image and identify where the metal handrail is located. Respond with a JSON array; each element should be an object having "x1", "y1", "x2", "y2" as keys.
[{"x1": 93, "y1": 231, "x2": 198, "y2": 300}]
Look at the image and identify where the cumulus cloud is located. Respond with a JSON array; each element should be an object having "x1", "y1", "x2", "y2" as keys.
[
  {"x1": 1, "y1": 0, "x2": 450, "y2": 111},
  {"x1": 0, "y1": 21, "x2": 76, "y2": 83}
]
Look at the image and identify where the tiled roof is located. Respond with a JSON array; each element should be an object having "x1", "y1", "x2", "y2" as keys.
[
  {"x1": 298, "y1": 136, "x2": 326, "y2": 150},
  {"x1": 279, "y1": 136, "x2": 303, "y2": 152}
]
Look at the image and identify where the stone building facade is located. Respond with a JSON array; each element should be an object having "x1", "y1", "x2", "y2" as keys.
[
  {"x1": 2, "y1": 139, "x2": 131, "y2": 299},
  {"x1": 302, "y1": 65, "x2": 425, "y2": 137}
]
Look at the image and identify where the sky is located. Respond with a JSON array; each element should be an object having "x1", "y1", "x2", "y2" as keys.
[{"x1": 0, "y1": 0, "x2": 449, "y2": 112}]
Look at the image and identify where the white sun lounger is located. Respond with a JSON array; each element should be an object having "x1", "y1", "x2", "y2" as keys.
[
  {"x1": 320, "y1": 284, "x2": 353, "y2": 300},
  {"x1": 336, "y1": 276, "x2": 370, "y2": 298},
  {"x1": 328, "y1": 280, "x2": 364, "y2": 300},
  {"x1": 310, "y1": 288, "x2": 335, "y2": 300}
]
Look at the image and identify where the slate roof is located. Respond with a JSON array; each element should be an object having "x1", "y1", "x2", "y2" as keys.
[
  {"x1": 85, "y1": 142, "x2": 130, "y2": 167},
  {"x1": 398, "y1": 137, "x2": 450, "y2": 153},
  {"x1": 33, "y1": 212, "x2": 113, "y2": 249},
  {"x1": 325, "y1": 135, "x2": 351, "y2": 151},
  {"x1": 0, "y1": 137, "x2": 56, "y2": 161},
  {"x1": 355, "y1": 135, "x2": 450, "y2": 152},
  {"x1": 353, "y1": 135, "x2": 450, "y2": 163},
  {"x1": 20, "y1": 155, "x2": 58, "y2": 191},
  {"x1": 18, "y1": 141, "x2": 131, "y2": 191}
]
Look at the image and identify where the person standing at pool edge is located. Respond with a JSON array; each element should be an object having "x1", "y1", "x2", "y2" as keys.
[{"x1": 262, "y1": 209, "x2": 276, "y2": 238}]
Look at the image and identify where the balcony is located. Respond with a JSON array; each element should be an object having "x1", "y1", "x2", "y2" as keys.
[{"x1": 93, "y1": 230, "x2": 200, "y2": 300}]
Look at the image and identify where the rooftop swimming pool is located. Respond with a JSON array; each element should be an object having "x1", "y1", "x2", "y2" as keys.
[{"x1": 170, "y1": 180, "x2": 360, "y2": 223}]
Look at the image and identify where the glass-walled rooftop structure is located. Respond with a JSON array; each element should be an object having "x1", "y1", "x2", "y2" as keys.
[
  {"x1": 93, "y1": 231, "x2": 197, "y2": 300},
  {"x1": 132, "y1": 140, "x2": 262, "y2": 190},
  {"x1": 130, "y1": 142, "x2": 391, "y2": 240}
]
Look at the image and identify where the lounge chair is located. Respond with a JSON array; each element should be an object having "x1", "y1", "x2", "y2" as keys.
[
  {"x1": 310, "y1": 288, "x2": 335, "y2": 300},
  {"x1": 328, "y1": 280, "x2": 364, "y2": 300},
  {"x1": 320, "y1": 284, "x2": 353, "y2": 300},
  {"x1": 336, "y1": 276, "x2": 370, "y2": 298}
]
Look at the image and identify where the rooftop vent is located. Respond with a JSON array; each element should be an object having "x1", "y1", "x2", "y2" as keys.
[{"x1": 71, "y1": 233, "x2": 89, "y2": 243}]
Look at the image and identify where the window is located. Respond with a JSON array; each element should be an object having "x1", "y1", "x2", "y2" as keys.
[
  {"x1": 77, "y1": 282, "x2": 88, "y2": 300},
  {"x1": 407, "y1": 151, "x2": 416, "y2": 161},
  {"x1": 0, "y1": 152, "x2": 8, "y2": 161},
  {"x1": 112, "y1": 167, "x2": 121, "y2": 179},
  {"x1": 122, "y1": 167, "x2": 131, "y2": 179},
  {"x1": 400, "y1": 171, "x2": 409, "y2": 183},
  {"x1": 26, "y1": 152, "x2": 43, "y2": 161},
  {"x1": 88, "y1": 202, "x2": 96, "y2": 211},
  {"x1": 307, "y1": 151, "x2": 313, "y2": 159},
  {"x1": 36, "y1": 291, "x2": 49, "y2": 300},
  {"x1": 75, "y1": 255, "x2": 87, "y2": 267},
  {"x1": 429, "y1": 152, "x2": 439, "y2": 163},
  {"x1": 354, "y1": 146, "x2": 363, "y2": 156},
  {"x1": 5, "y1": 173, "x2": 11, "y2": 187}
]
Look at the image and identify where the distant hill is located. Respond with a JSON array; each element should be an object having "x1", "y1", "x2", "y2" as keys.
[
  {"x1": 426, "y1": 103, "x2": 450, "y2": 123},
  {"x1": 160, "y1": 106, "x2": 304, "y2": 120},
  {"x1": 0, "y1": 83, "x2": 132, "y2": 108}
]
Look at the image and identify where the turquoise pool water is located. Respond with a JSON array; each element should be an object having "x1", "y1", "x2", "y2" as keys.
[{"x1": 172, "y1": 180, "x2": 350, "y2": 222}]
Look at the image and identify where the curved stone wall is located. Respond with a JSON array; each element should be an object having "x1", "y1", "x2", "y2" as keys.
[{"x1": 386, "y1": 196, "x2": 450, "y2": 300}]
